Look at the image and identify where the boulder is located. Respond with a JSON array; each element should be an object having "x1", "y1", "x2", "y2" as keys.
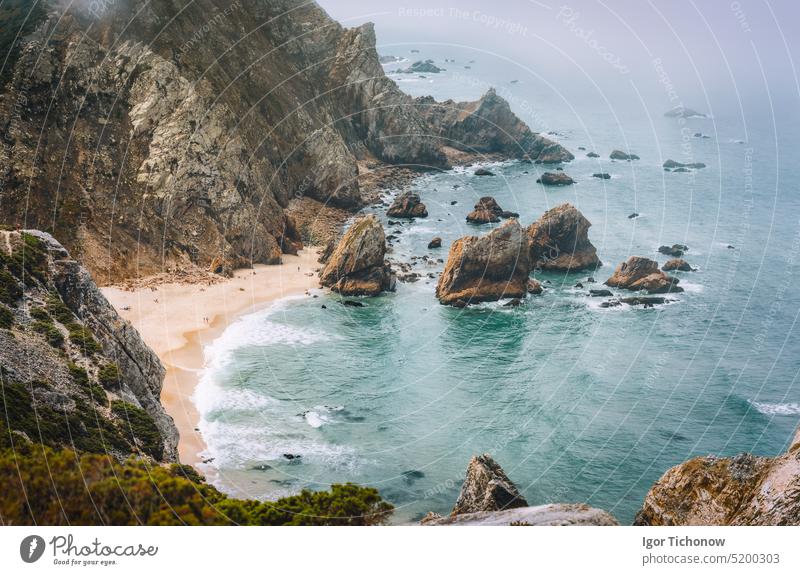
[
  {"x1": 662, "y1": 258, "x2": 694, "y2": 272},
  {"x1": 537, "y1": 172, "x2": 574, "y2": 186},
  {"x1": 387, "y1": 192, "x2": 428, "y2": 218},
  {"x1": 609, "y1": 150, "x2": 639, "y2": 161},
  {"x1": 451, "y1": 454, "x2": 529, "y2": 515},
  {"x1": 474, "y1": 168, "x2": 495, "y2": 176},
  {"x1": 427, "y1": 237, "x2": 442, "y2": 249},
  {"x1": 319, "y1": 215, "x2": 395, "y2": 296},
  {"x1": 527, "y1": 279, "x2": 543, "y2": 295},
  {"x1": 421, "y1": 503, "x2": 619, "y2": 526},
  {"x1": 635, "y1": 426, "x2": 800, "y2": 525},
  {"x1": 592, "y1": 173, "x2": 611, "y2": 179},
  {"x1": 586, "y1": 152, "x2": 600, "y2": 158},
  {"x1": 527, "y1": 204, "x2": 601, "y2": 272},
  {"x1": 658, "y1": 244, "x2": 688, "y2": 257},
  {"x1": 436, "y1": 220, "x2": 530, "y2": 306},
  {"x1": 604, "y1": 256, "x2": 683, "y2": 294}
]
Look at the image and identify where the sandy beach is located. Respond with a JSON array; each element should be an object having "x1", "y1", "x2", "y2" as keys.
[{"x1": 102, "y1": 248, "x2": 321, "y2": 465}]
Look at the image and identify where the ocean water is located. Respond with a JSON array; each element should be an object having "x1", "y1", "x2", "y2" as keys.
[{"x1": 195, "y1": 46, "x2": 800, "y2": 524}]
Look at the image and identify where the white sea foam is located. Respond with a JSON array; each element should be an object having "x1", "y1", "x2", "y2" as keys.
[
  {"x1": 749, "y1": 401, "x2": 800, "y2": 416},
  {"x1": 679, "y1": 281, "x2": 704, "y2": 293}
]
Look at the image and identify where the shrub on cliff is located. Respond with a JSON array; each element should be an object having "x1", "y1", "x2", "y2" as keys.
[{"x1": 0, "y1": 441, "x2": 394, "y2": 526}]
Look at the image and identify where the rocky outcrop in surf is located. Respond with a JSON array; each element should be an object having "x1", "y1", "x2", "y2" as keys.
[
  {"x1": 605, "y1": 256, "x2": 683, "y2": 294},
  {"x1": 610, "y1": 150, "x2": 640, "y2": 161},
  {"x1": 635, "y1": 426, "x2": 800, "y2": 525},
  {"x1": 662, "y1": 258, "x2": 694, "y2": 272},
  {"x1": 319, "y1": 215, "x2": 395, "y2": 296},
  {"x1": 465, "y1": 196, "x2": 518, "y2": 224},
  {"x1": 537, "y1": 172, "x2": 575, "y2": 186},
  {"x1": 527, "y1": 204, "x2": 601, "y2": 272},
  {"x1": 386, "y1": 192, "x2": 428, "y2": 218},
  {"x1": 436, "y1": 220, "x2": 530, "y2": 306}
]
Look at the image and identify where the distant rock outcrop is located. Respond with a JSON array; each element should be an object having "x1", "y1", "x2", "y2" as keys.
[
  {"x1": 664, "y1": 106, "x2": 707, "y2": 119},
  {"x1": 466, "y1": 197, "x2": 518, "y2": 224},
  {"x1": 397, "y1": 59, "x2": 443, "y2": 74},
  {"x1": 610, "y1": 150, "x2": 640, "y2": 161},
  {"x1": 635, "y1": 426, "x2": 800, "y2": 525},
  {"x1": 663, "y1": 159, "x2": 706, "y2": 170},
  {"x1": 387, "y1": 192, "x2": 428, "y2": 218},
  {"x1": 527, "y1": 204, "x2": 601, "y2": 272},
  {"x1": 605, "y1": 256, "x2": 683, "y2": 294},
  {"x1": 659, "y1": 244, "x2": 688, "y2": 257},
  {"x1": 319, "y1": 215, "x2": 395, "y2": 296},
  {"x1": 436, "y1": 220, "x2": 530, "y2": 306},
  {"x1": 537, "y1": 172, "x2": 575, "y2": 186},
  {"x1": 662, "y1": 258, "x2": 694, "y2": 272},
  {"x1": 415, "y1": 88, "x2": 573, "y2": 163}
]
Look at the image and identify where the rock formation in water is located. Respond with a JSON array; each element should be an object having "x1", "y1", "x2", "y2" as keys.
[
  {"x1": 662, "y1": 258, "x2": 694, "y2": 272},
  {"x1": 0, "y1": 0, "x2": 570, "y2": 283},
  {"x1": 0, "y1": 230, "x2": 178, "y2": 461},
  {"x1": 664, "y1": 106, "x2": 707, "y2": 119},
  {"x1": 397, "y1": 59, "x2": 443, "y2": 74},
  {"x1": 465, "y1": 196, "x2": 518, "y2": 224},
  {"x1": 436, "y1": 220, "x2": 530, "y2": 306},
  {"x1": 663, "y1": 159, "x2": 706, "y2": 170},
  {"x1": 659, "y1": 244, "x2": 689, "y2": 257},
  {"x1": 605, "y1": 256, "x2": 683, "y2": 294},
  {"x1": 537, "y1": 172, "x2": 575, "y2": 186},
  {"x1": 415, "y1": 88, "x2": 573, "y2": 163},
  {"x1": 319, "y1": 215, "x2": 395, "y2": 296},
  {"x1": 527, "y1": 204, "x2": 601, "y2": 272},
  {"x1": 386, "y1": 192, "x2": 428, "y2": 218},
  {"x1": 610, "y1": 150, "x2": 640, "y2": 161},
  {"x1": 421, "y1": 453, "x2": 618, "y2": 526},
  {"x1": 635, "y1": 426, "x2": 800, "y2": 525}
]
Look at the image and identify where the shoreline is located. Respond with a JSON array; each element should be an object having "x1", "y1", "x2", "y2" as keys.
[{"x1": 101, "y1": 248, "x2": 321, "y2": 466}]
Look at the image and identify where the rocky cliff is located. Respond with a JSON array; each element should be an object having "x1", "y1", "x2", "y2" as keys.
[
  {"x1": 635, "y1": 426, "x2": 800, "y2": 526},
  {"x1": 0, "y1": 230, "x2": 178, "y2": 461},
  {"x1": 0, "y1": 0, "x2": 570, "y2": 284}
]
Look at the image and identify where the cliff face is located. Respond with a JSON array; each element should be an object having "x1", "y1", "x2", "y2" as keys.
[
  {"x1": 0, "y1": 0, "x2": 570, "y2": 284},
  {"x1": 0, "y1": 230, "x2": 177, "y2": 461},
  {"x1": 635, "y1": 427, "x2": 800, "y2": 526}
]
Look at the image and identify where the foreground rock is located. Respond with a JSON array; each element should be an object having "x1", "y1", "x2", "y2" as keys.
[
  {"x1": 635, "y1": 426, "x2": 800, "y2": 525},
  {"x1": 386, "y1": 192, "x2": 428, "y2": 218},
  {"x1": 610, "y1": 150, "x2": 640, "y2": 161},
  {"x1": 662, "y1": 258, "x2": 694, "y2": 272},
  {"x1": 436, "y1": 220, "x2": 530, "y2": 306},
  {"x1": 422, "y1": 453, "x2": 618, "y2": 526},
  {"x1": 319, "y1": 215, "x2": 395, "y2": 296},
  {"x1": 605, "y1": 256, "x2": 683, "y2": 294},
  {"x1": 527, "y1": 204, "x2": 601, "y2": 272},
  {"x1": 537, "y1": 172, "x2": 575, "y2": 186},
  {"x1": 466, "y1": 196, "x2": 518, "y2": 224}
]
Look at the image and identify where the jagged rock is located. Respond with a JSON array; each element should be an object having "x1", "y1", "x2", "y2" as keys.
[
  {"x1": 610, "y1": 150, "x2": 640, "y2": 160},
  {"x1": 605, "y1": 256, "x2": 683, "y2": 294},
  {"x1": 659, "y1": 244, "x2": 688, "y2": 257},
  {"x1": 662, "y1": 258, "x2": 694, "y2": 272},
  {"x1": 436, "y1": 220, "x2": 530, "y2": 306},
  {"x1": 635, "y1": 427, "x2": 800, "y2": 525},
  {"x1": 415, "y1": 88, "x2": 573, "y2": 163},
  {"x1": 422, "y1": 504, "x2": 619, "y2": 526},
  {"x1": 527, "y1": 279, "x2": 543, "y2": 295},
  {"x1": 592, "y1": 173, "x2": 611, "y2": 179},
  {"x1": 527, "y1": 204, "x2": 601, "y2": 272},
  {"x1": 387, "y1": 192, "x2": 428, "y2": 218},
  {"x1": 537, "y1": 172, "x2": 574, "y2": 186},
  {"x1": 663, "y1": 159, "x2": 706, "y2": 170},
  {"x1": 465, "y1": 196, "x2": 517, "y2": 224},
  {"x1": 474, "y1": 168, "x2": 495, "y2": 176},
  {"x1": 452, "y1": 454, "x2": 528, "y2": 515},
  {"x1": 428, "y1": 237, "x2": 442, "y2": 249},
  {"x1": 319, "y1": 215, "x2": 395, "y2": 296}
]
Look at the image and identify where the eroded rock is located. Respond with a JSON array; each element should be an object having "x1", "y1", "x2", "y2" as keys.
[
  {"x1": 605, "y1": 256, "x2": 683, "y2": 294},
  {"x1": 537, "y1": 172, "x2": 575, "y2": 186},
  {"x1": 527, "y1": 204, "x2": 601, "y2": 272},
  {"x1": 387, "y1": 192, "x2": 428, "y2": 218},
  {"x1": 452, "y1": 454, "x2": 529, "y2": 515}
]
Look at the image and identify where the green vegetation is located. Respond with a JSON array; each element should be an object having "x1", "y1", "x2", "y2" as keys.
[
  {"x1": 28, "y1": 305, "x2": 50, "y2": 321},
  {"x1": 111, "y1": 400, "x2": 163, "y2": 460},
  {"x1": 32, "y1": 320, "x2": 64, "y2": 348},
  {"x1": 69, "y1": 363, "x2": 106, "y2": 403},
  {"x1": 66, "y1": 322, "x2": 102, "y2": 355},
  {"x1": 0, "y1": 304, "x2": 13, "y2": 329},
  {"x1": 0, "y1": 269, "x2": 21, "y2": 306},
  {"x1": 45, "y1": 293, "x2": 74, "y2": 324},
  {"x1": 97, "y1": 362, "x2": 120, "y2": 387},
  {"x1": 0, "y1": 441, "x2": 394, "y2": 525},
  {"x1": 0, "y1": 1, "x2": 48, "y2": 89}
]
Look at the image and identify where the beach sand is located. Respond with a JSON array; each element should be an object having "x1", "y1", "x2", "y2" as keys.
[{"x1": 101, "y1": 248, "x2": 321, "y2": 465}]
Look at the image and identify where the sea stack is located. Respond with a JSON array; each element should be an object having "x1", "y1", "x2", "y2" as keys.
[
  {"x1": 436, "y1": 219, "x2": 530, "y2": 306},
  {"x1": 319, "y1": 215, "x2": 395, "y2": 296},
  {"x1": 527, "y1": 203, "x2": 601, "y2": 272},
  {"x1": 605, "y1": 256, "x2": 683, "y2": 294}
]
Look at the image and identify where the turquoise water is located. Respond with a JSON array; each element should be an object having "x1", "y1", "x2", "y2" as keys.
[{"x1": 196, "y1": 48, "x2": 800, "y2": 524}]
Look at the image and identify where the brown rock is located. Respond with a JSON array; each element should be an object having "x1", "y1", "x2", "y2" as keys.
[
  {"x1": 527, "y1": 279, "x2": 543, "y2": 294},
  {"x1": 537, "y1": 172, "x2": 574, "y2": 186},
  {"x1": 436, "y1": 220, "x2": 530, "y2": 306},
  {"x1": 427, "y1": 237, "x2": 442, "y2": 249},
  {"x1": 387, "y1": 192, "x2": 428, "y2": 218},
  {"x1": 527, "y1": 204, "x2": 601, "y2": 272},
  {"x1": 662, "y1": 258, "x2": 694, "y2": 272},
  {"x1": 465, "y1": 196, "x2": 516, "y2": 224},
  {"x1": 635, "y1": 427, "x2": 800, "y2": 525},
  {"x1": 605, "y1": 256, "x2": 683, "y2": 294},
  {"x1": 452, "y1": 454, "x2": 528, "y2": 515},
  {"x1": 319, "y1": 215, "x2": 395, "y2": 296}
]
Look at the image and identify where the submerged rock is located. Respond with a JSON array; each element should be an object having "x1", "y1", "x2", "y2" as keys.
[
  {"x1": 662, "y1": 258, "x2": 694, "y2": 272},
  {"x1": 635, "y1": 426, "x2": 800, "y2": 525},
  {"x1": 537, "y1": 171, "x2": 575, "y2": 186},
  {"x1": 387, "y1": 192, "x2": 428, "y2": 218},
  {"x1": 319, "y1": 215, "x2": 395, "y2": 296},
  {"x1": 609, "y1": 150, "x2": 640, "y2": 161},
  {"x1": 527, "y1": 204, "x2": 601, "y2": 272},
  {"x1": 452, "y1": 454, "x2": 529, "y2": 515},
  {"x1": 436, "y1": 220, "x2": 530, "y2": 306},
  {"x1": 605, "y1": 256, "x2": 683, "y2": 294}
]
